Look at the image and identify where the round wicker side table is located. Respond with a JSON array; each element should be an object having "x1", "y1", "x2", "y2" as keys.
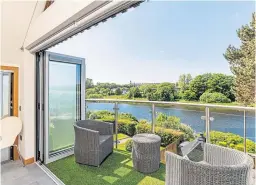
[{"x1": 132, "y1": 133, "x2": 161, "y2": 173}]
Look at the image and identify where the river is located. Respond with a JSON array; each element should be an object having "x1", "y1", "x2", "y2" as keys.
[{"x1": 87, "y1": 102, "x2": 255, "y2": 142}]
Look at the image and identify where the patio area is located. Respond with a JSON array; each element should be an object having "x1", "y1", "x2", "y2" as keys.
[
  {"x1": 46, "y1": 144, "x2": 256, "y2": 185},
  {"x1": 47, "y1": 146, "x2": 165, "y2": 185}
]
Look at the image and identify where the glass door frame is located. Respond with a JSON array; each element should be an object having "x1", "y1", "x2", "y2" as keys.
[
  {"x1": 0, "y1": 70, "x2": 13, "y2": 117},
  {"x1": 37, "y1": 51, "x2": 85, "y2": 164},
  {"x1": 0, "y1": 70, "x2": 14, "y2": 162}
]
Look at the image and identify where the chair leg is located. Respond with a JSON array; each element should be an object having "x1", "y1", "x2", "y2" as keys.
[{"x1": 13, "y1": 145, "x2": 25, "y2": 167}]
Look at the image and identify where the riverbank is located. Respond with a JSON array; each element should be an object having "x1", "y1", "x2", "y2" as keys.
[
  {"x1": 99, "y1": 95, "x2": 255, "y2": 107},
  {"x1": 87, "y1": 101, "x2": 255, "y2": 143}
]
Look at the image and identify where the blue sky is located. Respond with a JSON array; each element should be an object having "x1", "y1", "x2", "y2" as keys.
[{"x1": 49, "y1": 1, "x2": 255, "y2": 84}]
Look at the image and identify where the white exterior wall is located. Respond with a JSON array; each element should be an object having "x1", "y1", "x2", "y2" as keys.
[
  {"x1": 1, "y1": 0, "x2": 128, "y2": 161},
  {"x1": 1, "y1": 0, "x2": 105, "y2": 161},
  {"x1": 1, "y1": 1, "x2": 45, "y2": 160}
]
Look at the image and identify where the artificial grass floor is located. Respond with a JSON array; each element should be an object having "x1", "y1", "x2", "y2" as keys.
[
  {"x1": 113, "y1": 133, "x2": 130, "y2": 141},
  {"x1": 47, "y1": 148, "x2": 166, "y2": 185}
]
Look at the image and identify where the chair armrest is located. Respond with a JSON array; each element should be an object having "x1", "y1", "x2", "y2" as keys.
[{"x1": 204, "y1": 143, "x2": 247, "y2": 166}]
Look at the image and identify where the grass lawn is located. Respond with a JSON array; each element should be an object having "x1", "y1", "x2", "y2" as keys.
[
  {"x1": 113, "y1": 133, "x2": 130, "y2": 141},
  {"x1": 47, "y1": 147, "x2": 165, "y2": 185}
]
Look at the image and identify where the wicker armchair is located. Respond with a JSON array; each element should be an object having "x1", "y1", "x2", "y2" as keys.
[
  {"x1": 165, "y1": 143, "x2": 253, "y2": 185},
  {"x1": 74, "y1": 120, "x2": 113, "y2": 166}
]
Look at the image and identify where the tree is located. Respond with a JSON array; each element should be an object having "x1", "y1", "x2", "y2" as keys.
[
  {"x1": 207, "y1": 74, "x2": 235, "y2": 101},
  {"x1": 189, "y1": 73, "x2": 212, "y2": 100},
  {"x1": 178, "y1": 74, "x2": 192, "y2": 93},
  {"x1": 139, "y1": 84, "x2": 157, "y2": 98},
  {"x1": 182, "y1": 90, "x2": 197, "y2": 101},
  {"x1": 156, "y1": 82, "x2": 176, "y2": 101},
  {"x1": 127, "y1": 87, "x2": 142, "y2": 99},
  {"x1": 86, "y1": 78, "x2": 94, "y2": 89},
  {"x1": 115, "y1": 88, "x2": 122, "y2": 95},
  {"x1": 224, "y1": 13, "x2": 255, "y2": 105}
]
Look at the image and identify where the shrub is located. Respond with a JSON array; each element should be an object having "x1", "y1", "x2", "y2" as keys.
[
  {"x1": 209, "y1": 131, "x2": 255, "y2": 153},
  {"x1": 125, "y1": 139, "x2": 133, "y2": 152},
  {"x1": 199, "y1": 92, "x2": 231, "y2": 103},
  {"x1": 87, "y1": 94, "x2": 104, "y2": 99},
  {"x1": 155, "y1": 127, "x2": 184, "y2": 147},
  {"x1": 87, "y1": 111, "x2": 138, "y2": 136},
  {"x1": 136, "y1": 123, "x2": 151, "y2": 133},
  {"x1": 156, "y1": 113, "x2": 194, "y2": 141},
  {"x1": 118, "y1": 113, "x2": 138, "y2": 122},
  {"x1": 182, "y1": 90, "x2": 197, "y2": 101},
  {"x1": 88, "y1": 112, "x2": 100, "y2": 120},
  {"x1": 156, "y1": 116, "x2": 181, "y2": 128},
  {"x1": 118, "y1": 119, "x2": 137, "y2": 136},
  {"x1": 136, "y1": 123, "x2": 184, "y2": 147},
  {"x1": 138, "y1": 119, "x2": 149, "y2": 124},
  {"x1": 178, "y1": 123, "x2": 195, "y2": 141},
  {"x1": 218, "y1": 141, "x2": 228, "y2": 147},
  {"x1": 156, "y1": 113, "x2": 168, "y2": 122},
  {"x1": 235, "y1": 144, "x2": 244, "y2": 152}
]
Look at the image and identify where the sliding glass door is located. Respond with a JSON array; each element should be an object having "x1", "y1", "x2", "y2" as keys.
[{"x1": 38, "y1": 52, "x2": 85, "y2": 164}]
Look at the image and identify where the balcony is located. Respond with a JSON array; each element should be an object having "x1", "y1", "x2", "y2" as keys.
[{"x1": 41, "y1": 99, "x2": 255, "y2": 185}]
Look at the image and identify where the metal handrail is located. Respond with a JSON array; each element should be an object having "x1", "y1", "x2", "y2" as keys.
[
  {"x1": 85, "y1": 98, "x2": 255, "y2": 152},
  {"x1": 86, "y1": 98, "x2": 255, "y2": 111}
]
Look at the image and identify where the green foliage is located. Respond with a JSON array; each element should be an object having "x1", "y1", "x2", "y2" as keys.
[
  {"x1": 182, "y1": 90, "x2": 197, "y2": 101},
  {"x1": 209, "y1": 131, "x2": 255, "y2": 153},
  {"x1": 136, "y1": 122, "x2": 151, "y2": 133},
  {"x1": 87, "y1": 94, "x2": 104, "y2": 99},
  {"x1": 156, "y1": 113, "x2": 168, "y2": 122},
  {"x1": 86, "y1": 81, "x2": 131, "y2": 99},
  {"x1": 156, "y1": 83, "x2": 175, "y2": 101},
  {"x1": 155, "y1": 127, "x2": 184, "y2": 147},
  {"x1": 156, "y1": 113, "x2": 194, "y2": 140},
  {"x1": 118, "y1": 119, "x2": 137, "y2": 136},
  {"x1": 178, "y1": 74, "x2": 192, "y2": 93},
  {"x1": 199, "y1": 92, "x2": 231, "y2": 103},
  {"x1": 178, "y1": 123, "x2": 195, "y2": 141},
  {"x1": 188, "y1": 73, "x2": 235, "y2": 102},
  {"x1": 207, "y1": 74, "x2": 235, "y2": 101},
  {"x1": 124, "y1": 139, "x2": 133, "y2": 152},
  {"x1": 189, "y1": 73, "x2": 212, "y2": 100},
  {"x1": 146, "y1": 83, "x2": 176, "y2": 101},
  {"x1": 115, "y1": 87, "x2": 122, "y2": 95},
  {"x1": 224, "y1": 13, "x2": 255, "y2": 105},
  {"x1": 235, "y1": 144, "x2": 244, "y2": 152},
  {"x1": 128, "y1": 87, "x2": 142, "y2": 99},
  {"x1": 138, "y1": 119, "x2": 149, "y2": 124},
  {"x1": 87, "y1": 111, "x2": 138, "y2": 136},
  {"x1": 136, "y1": 123, "x2": 184, "y2": 147},
  {"x1": 139, "y1": 84, "x2": 157, "y2": 98}
]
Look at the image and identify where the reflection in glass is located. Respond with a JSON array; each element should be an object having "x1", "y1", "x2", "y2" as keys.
[
  {"x1": 48, "y1": 61, "x2": 81, "y2": 153},
  {"x1": 3, "y1": 74, "x2": 11, "y2": 117}
]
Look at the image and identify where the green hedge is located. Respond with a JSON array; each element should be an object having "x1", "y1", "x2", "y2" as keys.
[
  {"x1": 95, "y1": 117, "x2": 137, "y2": 136},
  {"x1": 136, "y1": 123, "x2": 184, "y2": 147},
  {"x1": 209, "y1": 131, "x2": 255, "y2": 153},
  {"x1": 87, "y1": 110, "x2": 138, "y2": 136},
  {"x1": 118, "y1": 119, "x2": 137, "y2": 136}
]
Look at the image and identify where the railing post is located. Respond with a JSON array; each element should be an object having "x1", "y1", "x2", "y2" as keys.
[
  {"x1": 205, "y1": 107, "x2": 210, "y2": 143},
  {"x1": 151, "y1": 103, "x2": 156, "y2": 133},
  {"x1": 114, "y1": 102, "x2": 119, "y2": 149},
  {"x1": 244, "y1": 110, "x2": 247, "y2": 153}
]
